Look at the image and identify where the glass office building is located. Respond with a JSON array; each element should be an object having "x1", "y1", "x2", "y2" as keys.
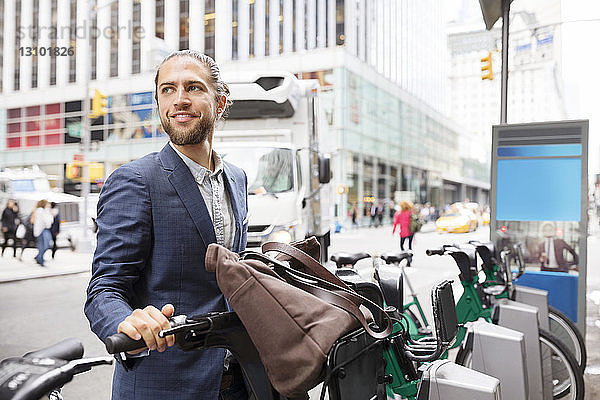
[{"x1": 0, "y1": 0, "x2": 489, "y2": 221}]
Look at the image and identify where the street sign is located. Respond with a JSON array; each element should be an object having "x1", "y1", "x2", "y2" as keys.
[{"x1": 491, "y1": 120, "x2": 589, "y2": 334}]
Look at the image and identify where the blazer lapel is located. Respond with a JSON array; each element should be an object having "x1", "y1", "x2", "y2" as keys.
[
  {"x1": 223, "y1": 162, "x2": 243, "y2": 252},
  {"x1": 159, "y1": 144, "x2": 216, "y2": 247}
]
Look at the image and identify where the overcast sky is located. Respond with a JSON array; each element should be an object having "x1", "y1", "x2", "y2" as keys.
[{"x1": 444, "y1": 0, "x2": 600, "y2": 176}]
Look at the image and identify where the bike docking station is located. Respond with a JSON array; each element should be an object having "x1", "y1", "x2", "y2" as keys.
[
  {"x1": 452, "y1": 242, "x2": 546, "y2": 400},
  {"x1": 416, "y1": 359, "x2": 501, "y2": 400},
  {"x1": 462, "y1": 319, "x2": 528, "y2": 400},
  {"x1": 492, "y1": 298, "x2": 549, "y2": 400},
  {"x1": 491, "y1": 120, "x2": 589, "y2": 335}
]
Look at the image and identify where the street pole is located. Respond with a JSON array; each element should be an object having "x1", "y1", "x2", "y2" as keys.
[{"x1": 500, "y1": 0, "x2": 510, "y2": 124}]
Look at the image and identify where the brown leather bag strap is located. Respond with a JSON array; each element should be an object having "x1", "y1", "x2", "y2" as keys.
[
  {"x1": 262, "y1": 241, "x2": 351, "y2": 290},
  {"x1": 289, "y1": 274, "x2": 392, "y2": 339}
]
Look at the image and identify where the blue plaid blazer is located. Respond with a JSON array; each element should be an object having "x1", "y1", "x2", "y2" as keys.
[{"x1": 85, "y1": 144, "x2": 248, "y2": 399}]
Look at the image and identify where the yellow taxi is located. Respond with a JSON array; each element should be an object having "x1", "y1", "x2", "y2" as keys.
[
  {"x1": 435, "y1": 213, "x2": 473, "y2": 233},
  {"x1": 451, "y1": 202, "x2": 480, "y2": 230}
]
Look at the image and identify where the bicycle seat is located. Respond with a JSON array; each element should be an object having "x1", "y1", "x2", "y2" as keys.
[
  {"x1": 330, "y1": 252, "x2": 370, "y2": 268},
  {"x1": 471, "y1": 241, "x2": 497, "y2": 272},
  {"x1": 452, "y1": 243, "x2": 478, "y2": 269},
  {"x1": 373, "y1": 264, "x2": 403, "y2": 311},
  {"x1": 334, "y1": 269, "x2": 386, "y2": 327},
  {"x1": 380, "y1": 251, "x2": 413, "y2": 265}
]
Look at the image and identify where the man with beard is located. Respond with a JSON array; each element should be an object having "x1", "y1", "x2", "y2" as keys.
[{"x1": 85, "y1": 51, "x2": 248, "y2": 400}]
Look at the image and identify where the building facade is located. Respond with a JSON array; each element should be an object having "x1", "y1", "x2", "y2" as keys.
[
  {"x1": 447, "y1": 0, "x2": 567, "y2": 170},
  {"x1": 0, "y1": 0, "x2": 489, "y2": 224}
]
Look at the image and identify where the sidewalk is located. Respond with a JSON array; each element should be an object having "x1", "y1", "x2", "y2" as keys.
[{"x1": 0, "y1": 247, "x2": 93, "y2": 283}]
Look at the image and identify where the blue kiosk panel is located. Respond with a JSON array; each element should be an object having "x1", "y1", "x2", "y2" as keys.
[
  {"x1": 496, "y1": 158, "x2": 581, "y2": 222},
  {"x1": 492, "y1": 120, "x2": 588, "y2": 329}
]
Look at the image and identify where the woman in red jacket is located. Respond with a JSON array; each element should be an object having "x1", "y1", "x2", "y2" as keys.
[{"x1": 393, "y1": 201, "x2": 414, "y2": 250}]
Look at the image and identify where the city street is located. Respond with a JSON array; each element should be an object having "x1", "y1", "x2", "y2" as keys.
[{"x1": 0, "y1": 224, "x2": 599, "y2": 398}]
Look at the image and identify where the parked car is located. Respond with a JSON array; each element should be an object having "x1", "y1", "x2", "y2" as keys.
[
  {"x1": 435, "y1": 213, "x2": 472, "y2": 233},
  {"x1": 450, "y1": 202, "x2": 480, "y2": 231}
]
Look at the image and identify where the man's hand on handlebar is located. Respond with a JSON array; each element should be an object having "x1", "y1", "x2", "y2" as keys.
[{"x1": 117, "y1": 304, "x2": 175, "y2": 354}]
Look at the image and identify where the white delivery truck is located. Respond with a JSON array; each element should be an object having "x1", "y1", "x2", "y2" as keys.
[
  {"x1": 0, "y1": 166, "x2": 96, "y2": 250},
  {"x1": 215, "y1": 72, "x2": 333, "y2": 261}
]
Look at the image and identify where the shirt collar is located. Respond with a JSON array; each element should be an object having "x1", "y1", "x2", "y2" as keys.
[{"x1": 169, "y1": 142, "x2": 224, "y2": 183}]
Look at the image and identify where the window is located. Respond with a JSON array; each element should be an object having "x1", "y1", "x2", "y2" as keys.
[
  {"x1": 14, "y1": 0, "x2": 21, "y2": 91},
  {"x1": 204, "y1": 0, "x2": 215, "y2": 59},
  {"x1": 155, "y1": 0, "x2": 164, "y2": 39},
  {"x1": 132, "y1": 0, "x2": 141, "y2": 74},
  {"x1": 32, "y1": 0, "x2": 39, "y2": 88},
  {"x1": 179, "y1": 0, "x2": 189, "y2": 50},
  {"x1": 278, "y1": 0, "x2": 283, "y2": 54},
  {"x1": 69, "y1": 0, "x2": 76, "y2": 82},
  {"x1": 232, "y1": 0, "x2": 238, "y2": 59},
  {"x1": 265, "y1": 0, "x2": 270, "y2": 54},
  {"x1": 110, "y1": 2, "x2": 118, "y2": 77},
  {"x1": 335, "y1": 0, "x2": 344, "y2": 45},
  {"x1": 249, "y1": 0, "x2": 254, "y2": 56},
  {"x1": 50, "y1": 0, "x2": 57, "y2": 85},
  {"x1": 221, "y1": 147, "x2": 295, "y2": 193}
]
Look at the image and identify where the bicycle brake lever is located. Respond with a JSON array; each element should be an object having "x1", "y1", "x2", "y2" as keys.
[
  {"x1": 159, "y1": 321, "x2": 211, "y2": 338},
  {"x1": 67, "y1": 356, "x2": 114, "y2": 374}
]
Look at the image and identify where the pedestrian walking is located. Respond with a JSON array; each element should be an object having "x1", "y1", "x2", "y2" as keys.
[
  {"x1": 369, "y1": 203, "x2": 377, "y2": 227},
  {"x1": 376, "y1": 203, "x2": 384, "y2": 227},
  {"x1": 49, "y1": 202, "x2": 61, "y2": 258},
  {"x1": 350, "y1": 203, "x2": 358, "y2": 228},
  {"x1": 388, "y1": 201, "x2": 396, "y2": 220},
  {"x1": 31, "y1": 200, "x2": 53, "y2": 266},
  {"x1": 1, "y1": 199, "x2": 20, "y2": 257},
  {"x1": 392, "y1": 201, "x2": 415, "y2": 251}
]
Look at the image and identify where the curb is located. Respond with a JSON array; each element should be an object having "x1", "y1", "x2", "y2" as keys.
[{"x1": 0, "y1": 266, "x2": 91, "y2": 283}]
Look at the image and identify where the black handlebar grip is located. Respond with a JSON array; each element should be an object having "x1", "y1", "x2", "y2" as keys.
[
  {"x1": 426, "y1": 248, "x2": 444, "y2": 256},
  {"x1": 105, "y1": 333, "x2": 147, "y2": 354},
  {"x1": 23, "y1": 338, "x2": 84, "y2": 361}
]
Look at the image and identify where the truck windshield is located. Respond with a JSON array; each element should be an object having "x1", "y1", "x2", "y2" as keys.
[
  {"x1": 220, "y1": 147, "x2": 294, "y2": 194},
  {"x1": 11, "y1": 179, "x2": 51, "y2": 192}
]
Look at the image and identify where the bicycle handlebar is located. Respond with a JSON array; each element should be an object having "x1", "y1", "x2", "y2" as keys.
[
  {"x1": 0, "y1": 340, "x2": 112, "y2": 400},
  {"x1": 104, "y1": 334, "x2": 147, "y2": 355},
  {"x1": 426, "y1": 248, "x2": 444, "y2": 256},
  {"x1": 23, "y1": 338, "x2": 84, "y2": 362}
]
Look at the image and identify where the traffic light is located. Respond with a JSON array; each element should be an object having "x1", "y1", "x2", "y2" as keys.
[
  {"x1": 90, "y1": 89, "x2": 108, "y2": 118},
  {"x1": 65, "y1": 162, "x2": 104, "y2": 181},
  {"x1": 481, "y1": 52, "x2": 493, "y2": 80},
  {"x1": 66, "y1": 162, "x2": 81, "y2": 180}
]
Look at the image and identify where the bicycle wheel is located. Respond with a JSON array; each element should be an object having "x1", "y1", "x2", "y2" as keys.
[
  {"x1": 548, "y1": 306, "x2": 586, "y2": 372},
  {"x1": 539, "y1": 328, "x2": 584, "y2": 400}
]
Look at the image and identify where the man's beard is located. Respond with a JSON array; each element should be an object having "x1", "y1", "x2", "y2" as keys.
[{"x1": 161, "y1": 114, "x2": 214, "y2": 145}]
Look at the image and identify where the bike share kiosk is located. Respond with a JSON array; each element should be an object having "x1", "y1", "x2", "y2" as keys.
[{"x1": 491, "y1": 120, "x2": 588, "y2": 335}]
